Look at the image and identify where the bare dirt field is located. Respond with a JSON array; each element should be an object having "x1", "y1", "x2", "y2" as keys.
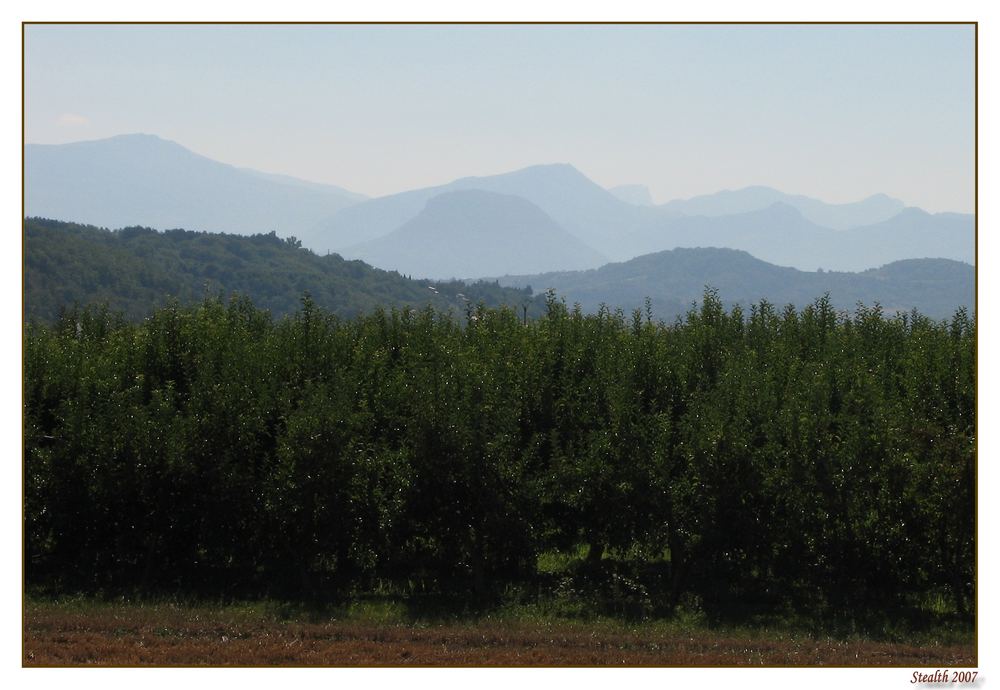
[{"x1": 22, "y1": 600, "x2": 975, "y2": 667}]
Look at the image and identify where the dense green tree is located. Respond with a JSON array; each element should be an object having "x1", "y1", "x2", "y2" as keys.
[{"x1": 24, "y1": 291, "x2": 975, "y2": 620}]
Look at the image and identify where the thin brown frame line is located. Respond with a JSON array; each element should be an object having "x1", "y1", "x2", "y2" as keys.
[
  {"x1": 973, "y1": 19, "x2": 979, "y2": 666},
  {"x1": 20, "y1": 18, "x2": 27, "y2": 673},
  {"x1": 21, "y1": 20, "x2": 979, "y2": 24},
  {"x1": 20, "y1": 19, "x2": 979, "y2": 670}
]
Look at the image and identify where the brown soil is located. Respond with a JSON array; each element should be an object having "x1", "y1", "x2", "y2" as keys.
[{"x1": 22, "y1": 602, "x2": 975, "y2": 667}]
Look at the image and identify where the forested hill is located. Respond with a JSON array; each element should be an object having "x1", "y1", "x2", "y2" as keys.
[
  {"x1": 24, "y1": 218, "x2": 535, "y2": 322},
  {"x1": 499, "y1": 247, "x2": 974, "y2": 320}
]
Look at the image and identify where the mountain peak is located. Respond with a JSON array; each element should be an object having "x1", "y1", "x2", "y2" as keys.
[
  {"x1": 452, "y1": 162, "x2": 588, "y2": 187},
  {"x1": 759, "y1": 201, "x2": 806, "y2": 219},
  {"x1": 66, "y1": 132, "x2": 179, "y2": 147},
  {"x1": 516, "y1": 162, "x2": 581, "y2": 174},
  {"x1": 661, "y1": 186, "x2": 910, "y2": 230},
  {"x1": 28, "y1": 133, "x2": 200, "y2": 161},
  {"x1": 342, "y1": 188, "x2": 606, "y2": 279},
  {"x1": 423, "y1": 188, "x2": 534, "y2": 212},
  {"x1": 733, "y1": 185, "x2": 783, "y2": 195},
  {"x1": 26, "y1": 134, "x2": 364, "y2": 234},
  {"x1": 108, "y1": 132, "x2": 169, "y2": 142}
]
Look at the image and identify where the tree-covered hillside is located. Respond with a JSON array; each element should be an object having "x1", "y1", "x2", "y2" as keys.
[
  {"x1": 24, "y1": 218, "x2": 535, "y2": 322},
  {"x1": 500, "y1": 247, "x2": 974, "y2": 320}
]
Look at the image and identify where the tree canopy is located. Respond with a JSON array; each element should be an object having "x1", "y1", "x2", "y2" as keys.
[{"x1": 24, "y1": 292, "x2": 975, "y2": 623}]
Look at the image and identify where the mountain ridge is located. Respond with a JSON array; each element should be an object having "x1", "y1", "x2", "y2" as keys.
[
  {"x1": 619, "y1": 202, "x2": 973, "y2": 271},
  {"x1": 300, "y1": 162, "x2": 663, "y2": 258},
  {"x1": 340, "y1": 189, "x2": 608, "y2": 279},
  {"x1": 25, "y1": 133, "x2": 974, "y2": 277},
  {"x1": 497, "y1": 246, "x2": 973, "y2": 320},
  {"x1": 23, "y1": 217, "x2": 534, "y2": 323},
  {"x1": 25, "y1": 134, "x2": 366, "y2": 236},
  {"x1": 659, "y1": 184, "x2": 906, "y2": 229}
]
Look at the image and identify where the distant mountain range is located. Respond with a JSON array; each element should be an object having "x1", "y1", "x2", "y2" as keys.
[
  {"x1": 621, "y1": 202, "x2": 974, "y2": 271},
  {"x1": 498, "y1": 247, "x2": 974, "y2": 321},
  {"x1": 301, "y1": 161, "x2": 661, "y2": 261},
  {"x1": 296, "y1": 152, "x2": 969, "y2": 274},
  {"x1": 659, "y1": 185, "x2": 905, "y2": 230},
  {"x1": 25, "y1": 134, "x2": 975, "y2": 281},
  {"x1": 342, "y1": 189, "x2": 608, "y2": 279},
  {"x1": 27, "y1": 217, "x2": 971, "y2": 324},
  {"x1": 25, "y1": 134, "x2": 365, "y2": 236}
]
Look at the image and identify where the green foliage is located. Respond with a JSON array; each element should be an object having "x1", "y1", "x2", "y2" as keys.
[
  {"x1": 24, "y1": 291, "x2": 975, "y2": 623},
  {"x1": 24, "y1": 217, "x2": 536, "y2": 323},
  {"x1": 502, "y1": 247, "x2": 974, "y2": 321}
]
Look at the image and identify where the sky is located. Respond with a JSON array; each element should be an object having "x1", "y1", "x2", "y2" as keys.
[{"x1": 24, "y1": 23, "x2": 975, "y2": 213}]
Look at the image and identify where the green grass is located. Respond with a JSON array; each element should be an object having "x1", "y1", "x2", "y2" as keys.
[
  {"x1": 23, "y1": 585, "x2": 974, "y2": 648},
  {"x1": 23, "y1": 545, "x2": 974, "y2": 647}
]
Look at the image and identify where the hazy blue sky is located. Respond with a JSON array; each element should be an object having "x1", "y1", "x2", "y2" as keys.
[{"x1": 25, "y1": 23, "x2": 974, "y2": 212}]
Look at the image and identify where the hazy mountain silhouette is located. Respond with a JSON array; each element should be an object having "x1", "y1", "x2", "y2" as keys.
[
  {"x1": 305, "y1": 167, "x2": 952, "y2": 272},
  {"x1": 341, "y1": 190, "x2": 608, "y2": 279},
  {"x1": 623, "y1": 203, "x2": 826, "y2": 268},
  {"x1": 25, "y1": 134, "x2": 366, "y2": 235},
  {"x1": 302, "y1": 163, "x2": 662, "y2": 258},
  {"x1": 832, "y1": 208, "x2": 975, "y2": 267},
  {"x1": 499, "y1": 247, "x2": 973, "y2": 320},
  {"x1": 621, "y1": 203, "x2": 974, "y2": 271},
  {"x1": 660, "y1": 186, "x2": 905, "y2": 230},
  {"x1": 26, "y1": 136, "x2": 971, "y2": 275},
  {"x1": 608, "y1": 184, "x2": 655, "y2": 206}
]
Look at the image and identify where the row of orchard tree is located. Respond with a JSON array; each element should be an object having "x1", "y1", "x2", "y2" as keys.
[{"x1": 24, "y1": 291, "x2": 975, "y2": 615}]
